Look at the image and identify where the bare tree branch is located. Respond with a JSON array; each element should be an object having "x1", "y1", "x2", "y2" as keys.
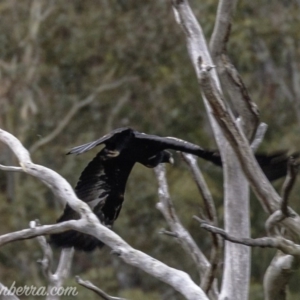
[
  {"x1": 0, "y1": 165, "x2": 23, "y2": 172},
  {"x1": 181, "y1": 154, "x2": 218, "y2": 225},
  {"x1": 200, "y1": 216, "x2": 300, "y2": 300},
  {"x1": 251, "y1": 123, "x2": 268, "y2": 151},
  {"x1": 31, "y1": 220, "x2": 54, "y2": 279},
  {"x1": 30, "y1": 220, "x2": 74, "y2": 300},
  {"x1": 54, "y1": 248, "x2": 74, "y2": 282},
  {"x1": 209, "y1": 0, "x2": 236, "y2": 60},
  {"x1": 263, "y1": 253, "x2": 296, "y2": 300},
  {"x1": 154, "y1": 164, "x2": 209, "y2": 275},
  {"x1": 159, "y1": 229, "x2": 178, "y2": 238},
  {"x1": 263, "y1": 157, "x2": 299, "y2": 238},
  {"x1": 281, "y1": 157, "x2": 299, "y2": 217},
  {"x1": 196, "y1": 60, "x2": 300, "y2": 236},
  {"x1": 171, "y1": 2, "x2": 251, "y2": 298},
  {"x1": 0, "y1": 221, "x2": 82, "y2": 247},
  {"x1": 154, "y1": 164, "x2": 218, "y2": 299},
  {"x1": 201, "y1": 222, "x2": 300, "y2": 256},
  {"x1": 76, "y1": 276, "x2": 127, "y2": 300},
  {"x1": 0, "y1": 128, "x2": 208, "y2": 300},
  {"x1": 201, "y1": 216, "x2": 300, "y2": 300},
  {"x1": 181, "y1": 153, "x2": 220, "y2": 294},
  {"x1": 46, "y1": 248, "x2": 74, "y2": 300},
  {"x1": 265, "y1": 211, "x2": 286, "y2": 238},
  {"x1": 209, "y1": 0, "x2": 259, "y2": 141}
]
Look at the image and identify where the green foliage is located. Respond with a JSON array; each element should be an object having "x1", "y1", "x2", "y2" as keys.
[{"x1": 0, "y1": 0, "x2": 299, "y2": 298}]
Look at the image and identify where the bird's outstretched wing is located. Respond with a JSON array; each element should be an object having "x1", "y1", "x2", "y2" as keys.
[
  {"x1": 136, "y1": 130, "x2": 299, "y2": 181},
  {"x1": 256, "y1": 151, "x2": 299, "y2": 181},
  {"x1": 134, "y1": 132, "x2": 220, "y2": 164},
  {"x1": 50, "y1": 150, "x2": 135, "y2": 251},
  {"x1": 68, "y1": 127, "x2": 133, "y2": 155},
  {"x1": 199, "y1": 150, "x2": 299, "y2": 181}
]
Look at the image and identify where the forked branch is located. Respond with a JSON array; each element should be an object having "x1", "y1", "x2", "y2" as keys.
[{"x1": 0, "y1": 128, "x2": 208, "y2": 300}]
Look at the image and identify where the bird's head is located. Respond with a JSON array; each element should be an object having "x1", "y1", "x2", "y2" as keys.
[
  {"x1": 161, "y1": 150, "x2": 174, "y2": 165},
  {"x1": 141, "y1": 151, "x2": 174, "y2": 168}
]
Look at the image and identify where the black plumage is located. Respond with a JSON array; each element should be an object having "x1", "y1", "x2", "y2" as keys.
[
  {"x1": 209, "y1": 150, "x2": 299, "y2": 181},
  {"x1": 50, "y1": 128, "x2": 220, "y2": 251},
  {"x1": 50, "y1": 128, "x2": 297, "y2": 251}
]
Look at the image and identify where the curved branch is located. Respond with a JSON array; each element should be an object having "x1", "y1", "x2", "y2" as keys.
[
  {"x1": 154, "y1": 165, "x2": 210, "y2": 275},
  {"x1": 201, "y1": 222, "x2": 300, "y2": 256},
  {"x1": 76, "y1": 276, "x2": 127, "y2": 300},
  {"x1": 154, "y1": 164, "x2": 218, "y2": 299},
  {"x1": 209, "y1": 0, "x2": 259, "y2": 141},
  {"x1": 181, "y1": 153, "x2": 220, "y2": 294},
  {"x1": 281, "y1": 157, "x2": 299, "y2": 216},
  {"x1": 196, "y1": 62, "x2": 300, "y2": 238},
  {"x1": 0, "y1": 128, "x2": 208, "y2": 300},
  {"x1": 171, "y1": 3, "x2": 251, "y2": 299},
  {"x1": 251, "y1": 123, "x2": 268, "y2": 151}
]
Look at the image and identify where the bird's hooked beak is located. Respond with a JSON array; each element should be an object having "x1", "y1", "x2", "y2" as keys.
[{"x1": 169, "y1": 157, "x2": 174, "y2": 165}]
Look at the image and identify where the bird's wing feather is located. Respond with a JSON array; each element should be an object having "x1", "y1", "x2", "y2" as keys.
[
  {"x1": 68, "y1": 127, "x2": 133, "y2": 155},
  {"x1": 50, "y1": 150, "x2": 135, "y2": 251},
  {"x1": 256, "y1": 151, "x2": 299, "y2": 181},
  {"x1": 134, "y1": 132, "x2": 220, "y2": 163}
]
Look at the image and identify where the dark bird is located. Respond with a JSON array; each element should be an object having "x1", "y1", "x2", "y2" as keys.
[
  {"x1": 209, "y1": 150, "x2": 299, "y2": 181},
  {"x1": 50, "y1": 127, "x2": 297, "y2": 251},
  {"x1": 50, "y1": 127, "x2": 221, "y2": 251}
]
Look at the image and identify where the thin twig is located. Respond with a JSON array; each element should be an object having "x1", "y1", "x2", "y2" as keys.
[
  {"x1": 251, "y1": 123, "x2": 268, "y2": 152},
  {"x1": 159, "y1": 229, "x2": 178, "y2": 238},
  {"x1": 263, "y1": 253, "x2": 295, "y2": 300},
  {"x1": 154, "y1": 164, "x2": 218, "y2": 298},
  {"x1": 47, "y1": 248, "x2": 74, "y2": 300},
  {"x1": 0, "y1": 221, "x2": 82, "y2": 247},
  {"x1": 209, "y1": 0, "x2": 259, "y2": 141},
  {"x1": 263, "y1": 157, "x2": 299, "y2": 237},
  {"x1": 181, "y1": 153, "x2": 218, "y2": 225},
  {"x1": 154, "y1": 164, "x2": 210, "y2": 277},
  {"x1": 0, "y1": 165, "x2": 23, "y2": 172},
  {"x1": 29, "y1": 220, "x2": 74, "y2": 300},
  {"x1": 76, "y1": 276, "x2": 127, "y2": 300},
  {"x1": 54, "y1": 248, "x2": 74, "y2": 280},
  {"x1": 30, "y1": 220, "x2": 54, "y2": 279},
  {"x1": 281, "y1": 157, "x2": 299, "y2": 217},
  {"x1": 265, "y1": 211, "x2": 285, "y2": 237},
  {"x1": 181, "y1": 153, "x2": 220, "y2": 294},
  {"x1": 196, "y1": 59, "x2": 300, "y2": 229},
  {"x1": 201, "y1": 222, "x2": 300, "y2": 256}
]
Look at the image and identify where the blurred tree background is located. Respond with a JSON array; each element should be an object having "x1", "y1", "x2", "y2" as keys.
[{"x1": 0, "y1": 0, "x2": 299, "y2": 299}]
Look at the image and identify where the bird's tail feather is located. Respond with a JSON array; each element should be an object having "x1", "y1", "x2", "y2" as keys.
[
  {"x1": 49, "y1": 205, "x2": 104, "y2": 251},
  {"x1": 50, "y1": 229, "x2": 103, "y2": 251}
]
